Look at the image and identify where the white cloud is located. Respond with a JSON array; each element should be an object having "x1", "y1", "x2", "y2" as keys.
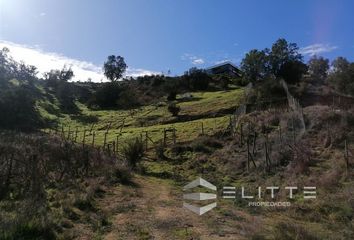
[
  {"x1": 192, "y1": 58, "x2": 204, "y2": 65},
  {"x1": 300, "y1": 43, "x2": 338, "y2": 57},
  {"x1": 0, "y1": 40, "x2": 158, "y2": 82},
  {"x1": 181, "y1": 53, "x2": 205, "y2": 65},
  {"x1": 214, "y1": 59, "x2": 231, "y2": 65},
  {"x1": 39, "y1": 12, "x2": 46, "y2": 17}
]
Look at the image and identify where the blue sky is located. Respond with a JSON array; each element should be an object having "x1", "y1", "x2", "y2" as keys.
[{"x1": 0, "y1": 0, "x2": 353, "y2": 81}]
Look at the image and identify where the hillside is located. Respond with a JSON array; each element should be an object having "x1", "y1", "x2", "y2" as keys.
[
  {"x1": 31, "y1": 84, "x2": 353, "y2": 239},
  {"x1": 1, "y1": 39, "x2": 354, "y2": 240},
  {"x1": 39, "y1": 87, "x2": 244, "y2": 147}
]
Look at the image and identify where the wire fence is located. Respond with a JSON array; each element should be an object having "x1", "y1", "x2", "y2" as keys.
[{"x1": 45, "y1": 82, "x2": 353, "y2": 171}]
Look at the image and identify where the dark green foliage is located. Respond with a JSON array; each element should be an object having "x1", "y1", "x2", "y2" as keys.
[
  {"x1": 167, "y1": 90, "x2": 177, "y2": 101},
  {"x1": 164, "y1": 81, "x2": 178, "y2": 101},
  {"x1": 44, "y1": 66, "x2": 74, "y2": 88},
  {"x1": 89, "y1": 82, "x2": 140, "y2": 109},
  {"x1": 103, "y1": 55, "x2": 127, "y2": 82},
  {"x1": 116, "y1": 86, "x2": 140, "y2": 109},
  {"x1": 0, "y1": 217, "x2": 56, "y2": 240},
  {"x1": 90, "y1": 82, "x2": 121, "y2": 108},
  {"x1": 241, "y1": 49, "x2": 270, "y2": 82},
  {"x1": 254, "y1": 77, "x2": 286, "y2": 102},
  {"x1": 0, "y1": 48, "x2": 43, "y2": 131},
  {"x1": 167, "y1": 103, "x2": 181, "y2": 116},
  {"x1": 44, "y1": 66, "x2": 78, "y2": 113},
  {"x1": 308, "y1": 55, "x2": 329, "y2": 84},
  {"x1": 241, "y1": 38, "x2": 305, "y2": 84},
  {"x1": 184, "y1": 67, "x2": 211, "y2": 90},
  {"x1": 0, "y1": 86, "x2": 43, "y2": 131},
  {"x1": 328, "y1": 57, "x2": 354, "y2": 96},
  {"x1": 122, "y1": 138, "x2": 145, "y2": 169},
  {"x1": 56, "y1": 82, "x2": 80, "y2": 113},
  {"x1": 278, "y1": 60, "x2": 307, "y2": 84},
  {"x1": 269, "y1": 38, "x2": 303, "y2": 77}
]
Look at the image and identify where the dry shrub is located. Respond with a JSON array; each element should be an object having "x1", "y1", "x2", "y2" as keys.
[
  {"x1": 319, "y1": 168, "x2": 342, "y2": 190},
  {"x1": 0, "y1": 131, "x2": 132, "y2": 239},
  {"x1": 0, "y1": 132, "x2": 128, "y2": 200},
  {"x1": 273, "y1": 221, "x2": 319, "y2": 240},
  {"x1": 286, "y1": 140, "x2": 312, "y2": 175}
]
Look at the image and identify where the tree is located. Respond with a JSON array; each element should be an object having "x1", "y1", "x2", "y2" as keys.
[
  {"x1": 240, "y1": 49, "x2": 270, "y2": 82},
  {"x1": 269, "y1": 38, "x2": 302, "y2": 77},
  {"x1": 308, "y1": 56, "x2": 329, "y2": 84},
  {"x1": 44, "y1": 66, "x2": 74, "y2": 88},
  {"x1": 16, "y1": 62, "x2": 37, "y2": 83},
  {"x1": 278, "y1": 60, "x2": 307, "y2": 84},
  {"x1": 103, "y1": 55, "x2": 127, "y2": 82},
  {"x1": 328, "y1": 57, "x2": 354, "y2": 95},
  {"x1": 185, "y1": 68, "x2": 211, "y2": 90},
  {"x1": 332, "y1": 57, "x2": 350, "y2": 73}
]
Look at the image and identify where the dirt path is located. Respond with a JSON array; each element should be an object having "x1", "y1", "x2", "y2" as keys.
[{"x1": 97, "y1": 175, "x2": 253, "y2": 240}]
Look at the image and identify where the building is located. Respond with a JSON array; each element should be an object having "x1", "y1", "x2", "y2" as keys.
[{"x1": 205, "y1": 61, "x2": 242, "y2": 77}]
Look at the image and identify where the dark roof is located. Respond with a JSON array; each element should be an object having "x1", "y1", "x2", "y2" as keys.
[
  {"x1": 205, "y1": 61, "x2": 239, "y2": 71},
  {"x1": 205, "y1": 61, "x2": 242, "y2": 77}
]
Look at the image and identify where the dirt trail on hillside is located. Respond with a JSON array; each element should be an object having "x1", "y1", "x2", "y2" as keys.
[{"x1": 97, "y1": 176, "x2": 251, "y2": 240}]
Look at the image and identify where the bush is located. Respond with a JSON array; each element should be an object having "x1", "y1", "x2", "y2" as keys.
[
  {"x1": 167, "y1": 103, "x2": 181, "y2": 116},
  {"x1": 0, "y1": 86, "x2": 43, "y2": 131},
  {"x1": 273, "y1": 222, "x2": 319, "y2": 240},
  {"x1": 91, "y1": 82, "x2": 121, "y2": 108},
  {"x1": 167, "y1": 90, "x2": 177, "y2": 101},
  {"x1": 122, "y1": 138, "x2": 145, "y2": 169},
  {"x1": 183, "y1": 68, "x2": 211, "y2": 90}
]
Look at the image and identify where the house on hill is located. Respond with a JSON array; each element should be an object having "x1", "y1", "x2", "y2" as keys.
[{"x1": 205, "y1": 61, "x2": 242, "y2": 77}]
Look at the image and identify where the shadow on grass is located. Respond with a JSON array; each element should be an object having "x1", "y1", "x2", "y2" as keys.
[{"x1": 71, "y1": 114, "x2": 99, "y2": 124}]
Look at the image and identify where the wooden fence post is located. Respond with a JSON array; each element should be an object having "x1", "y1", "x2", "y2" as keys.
[
  {"x1": 345, "y1": 139, "x2": 349, "y2": 172},
  {"x1": 116, "y1": 134, "x2": 120, "y2": 154},
  {"x1": 61, "y1": 125, "x2": 64, "y2": 139},
  {"x1": 103, "y1": 132, "x2": 108, "y2": 149},
  {"x1": 247, "y1": 138, "x2": 250, "y2": 172},
  {"x1": 163, "y1": 128, "x2": 166, "y2": 146},
  {"x1": 74, "y1": 127, "x2": 78, "y2": 142},
  {"x1": 292, "y1": 117, "x2": 296, "y2": 145},
  {"x1": 253, "y1": 131, "x2": 257, "y2": 155},
  {"x1": 145, "y1": 131, "x2": 148, "y2": 150},
  {"x1": 173, "y1": 128, "x2": 177, "y2": 145},
  {"x1": 112, "y1": 141, "x2": 116, "y2": 155},
  {"x1": 82, "y1": 129, "x2": 87, "y2": 147},
  {"x1": 92, "y1": 131, "x2": 95, "y2": 147},
  {"x1": 229, "y1": 116, "x2": 234, "y2": 136},
  {"x1": 240, "y1": 123, "x2": 244, "y2": 146},
  {"x1": 67, "y1": 126, "x2": 71, "y2": 140}
]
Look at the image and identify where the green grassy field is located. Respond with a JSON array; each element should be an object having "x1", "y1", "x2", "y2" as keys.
[{"x1": 40, "y1": 88, "x2": 244, "y2": 147}]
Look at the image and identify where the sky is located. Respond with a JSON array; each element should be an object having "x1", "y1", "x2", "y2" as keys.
[{"x1": 0, "y1": 0, "x2": 353, "y2": 81}]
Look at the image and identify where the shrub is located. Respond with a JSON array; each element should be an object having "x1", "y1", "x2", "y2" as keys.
[
  {"x1": 167, "y1": 90, "x2": 177, "y2": 101},
  {"x1": 273, "y1": 222, "x2": 319, "y2": 240},
  {"x1": 91, "y1": 82, "x2": 121, "y2": 109},
  {"x1": 122, "y1": 138, "x2": 145, "y2": 169},
  {"x1": 167, "y1": 103, "x2": 181, "y2": 116}
]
